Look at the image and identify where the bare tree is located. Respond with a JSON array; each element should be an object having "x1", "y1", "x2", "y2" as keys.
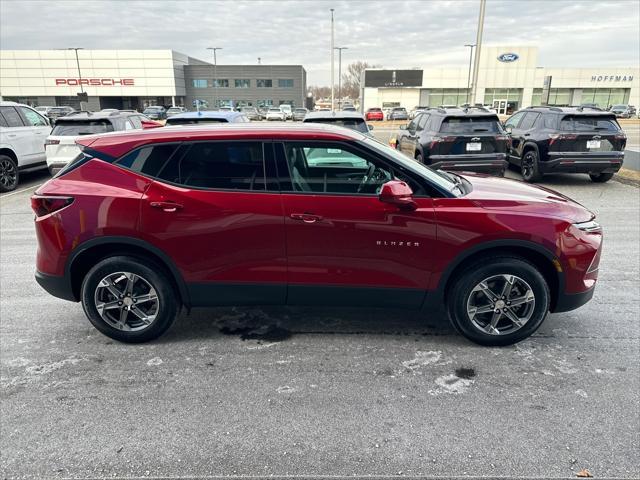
[
  {"x1": 308, "y1": 85, "x2": 331, "y2": 100},
  {"x1": 341, "y1": 61, "x2": 381, "y2": 100}
]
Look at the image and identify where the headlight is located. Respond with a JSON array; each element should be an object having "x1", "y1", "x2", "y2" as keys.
[{"x1": 573, "y1": 220, "x2": 602, "y2": 232}]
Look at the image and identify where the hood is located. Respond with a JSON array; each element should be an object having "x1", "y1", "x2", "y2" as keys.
[{"x1": 460, "y1": 173, "x2": 594, "y2": 223}]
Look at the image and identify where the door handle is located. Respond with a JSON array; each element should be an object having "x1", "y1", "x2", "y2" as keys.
[
  {"x1": 524, "y1": 133, "x2": 530, "y2": 137},
  {"x1": 150, "y1": 201, "x2": 183, "y2": 213},
  {"x1": 290, "y1": 213, "x2": 323, "y2": 223}
]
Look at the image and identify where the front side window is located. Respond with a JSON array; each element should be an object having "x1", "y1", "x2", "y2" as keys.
[
  {"x1": 19, "y1": 107, "x2": 48, "y2": 126},
  {"x1": 278, "y1": 79, "x2": 294, "y2": 88},
  {"x1": 257, "y1": 79, "x2": 273, "y2": 88},
  {"x1": 504, "y1": 111, "x2": 525, "y2": 129},
  {"x1": 0, "y1": 107, "x2": 25, "y2": 127},
  {"x1": 192, "y1": 79, "x2": 208, "y2": 88},
  {"x1": 519, "y1": 112, "x2": 540, "y2": 130},
  {"x1": 235, "y1": 79, "x2": 251, "y2": 88},
  {"x1": 158, "y1": 142, "x2": 265, "y2": 191},
  {"x1": 417, "y1": 114, "x2": 430, "y2": 130}
]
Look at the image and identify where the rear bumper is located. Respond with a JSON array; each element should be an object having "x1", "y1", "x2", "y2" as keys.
[
  {"x1": 543, "y1": 152, "x2": 624, "y2": 174},
  {"x1": 35, "y1": 270, "x2": 76, "y2": 302},
  {"x1": 552, "y1": 286, "x2": 595, "y2": 313},
  {"x1": 430, "y1": 154, "x2": 508, "y2": 175}
]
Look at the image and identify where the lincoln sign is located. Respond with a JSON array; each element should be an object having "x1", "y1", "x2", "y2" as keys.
[{"x1": 55, "y1": 78, "x2": 135, "y2": 86}]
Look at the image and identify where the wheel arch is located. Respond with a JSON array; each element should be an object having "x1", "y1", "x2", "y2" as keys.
[
  {"x1": 66, "y1": 236, "x2": 190, "y2": 307},
  {"x1": 0, "y1": 147, "x2": 18, "y2": 163}
]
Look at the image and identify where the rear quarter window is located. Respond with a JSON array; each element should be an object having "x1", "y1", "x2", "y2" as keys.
[
  {"x1": 116, "y1": 144, "x2": 181, "y2": 177},
  {"x1": 51, "y1": 120, "x2": 114, "y2": 136}
]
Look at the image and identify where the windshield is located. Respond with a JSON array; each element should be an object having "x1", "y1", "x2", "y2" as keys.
[
  {"x1": 305, "y1": 118, "x2": 369, "y2": 133},
  {"x1": 294, "y1": 109, "x2": 307, "y2": 113},
  {"x1": 51, "y1": 120, "x2": 114, "y2": 136},
  {"x1": 363, "y1": 137, "x2": 461, "y2": 196},
  {"x1": 560, "y1": 116, "x2": 620, "y2": 132},
  {"x1": 167, "y1": 108, "x2": 183, "y2": 112},
  {"x1": 166, "y1": 118, "x2": 229, "y2": 125},
  {"x1": 440, "y1": 116, "x2": 502, "y2": 133},
  {"x1": 143, "y1": 107, "x2": 162, "y2": 113},
  {"x1": 268, "y1": 108, "x2": 281, "y2": 112},
  {"x1": 611, "y1": 105, "x2": 626, "y2": 110}
]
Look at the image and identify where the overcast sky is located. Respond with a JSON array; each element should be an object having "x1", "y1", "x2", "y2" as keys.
[{"x1": 1, "y1": 0, "x2": 638, "y2": 84}]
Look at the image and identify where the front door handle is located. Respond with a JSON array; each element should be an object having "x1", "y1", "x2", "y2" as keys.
[
  {"x1": 150, "y1": 201, "x2": 183, "y2": 213},
  {"x1": 290, "y1": 213, "x2": 323, "y2": 223}
]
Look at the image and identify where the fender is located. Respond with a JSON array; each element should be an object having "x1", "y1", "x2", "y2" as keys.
[{"x1": 65, "y1": 236, "x2": 191, "y2": 307}]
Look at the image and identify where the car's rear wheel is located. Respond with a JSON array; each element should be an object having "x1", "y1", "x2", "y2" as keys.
[
  {"x1": 81, "y1": 256, "x2": 180, "y2": 343},
  {"x1": 589, "y1": 172, "x2": 614, "y2": 183},
  {"x1": 447, "y1": 256, "x2": 550, "y2": 346},
  {"x1": 521, "y1": 150, "x2": 543, "y2": 183},
  {"x1": 0, "y1": 155, "x2": 19, "y2": 193}
]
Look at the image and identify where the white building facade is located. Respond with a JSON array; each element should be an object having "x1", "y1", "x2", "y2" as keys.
[{"x1": 363, "y1": 46, "x2": 639, "y2": 115}]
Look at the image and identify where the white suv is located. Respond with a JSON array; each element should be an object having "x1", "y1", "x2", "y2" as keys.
[{"x1": 0, "y1": 101, "x2": 51, "y2": 192}]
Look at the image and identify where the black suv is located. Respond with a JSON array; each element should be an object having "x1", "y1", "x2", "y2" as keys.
[
  {"x1": 504, "y1": 106, "x2": 626, "y2": 183},
  {"x1": 395, "y1": 107, "x2": 509, "y2": 176}
]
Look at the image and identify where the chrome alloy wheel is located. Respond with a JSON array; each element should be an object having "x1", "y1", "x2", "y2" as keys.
[
  {"x1": 466, "y1": 274, "x2": 536, "y2": 335},
  {"x1": 0, "y1": 158, "x2": 17, "y2": 190},
  {"x1": 94, "y1": 272, "x2": 159, "y2": 331}
]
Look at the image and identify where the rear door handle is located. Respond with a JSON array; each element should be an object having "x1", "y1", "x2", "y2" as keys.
[
  {"x1": 524, "y1": 133, "x2": 530, "y2": 137},
  {"x1": 150, "y1": 201, "x2": 183, "y2": 212},
  {"x1": 290, "y1": 213, "x2": 323, "y2": 223}
]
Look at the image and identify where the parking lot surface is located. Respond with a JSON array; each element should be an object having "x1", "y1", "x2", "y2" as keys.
[{"x1": 1, "y1": 153, "x2": 639, "y2": 479}]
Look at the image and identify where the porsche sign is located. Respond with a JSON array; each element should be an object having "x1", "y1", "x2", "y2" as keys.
[{"x1": 54, "y1": 78, "x2": 135, "y2": 86}]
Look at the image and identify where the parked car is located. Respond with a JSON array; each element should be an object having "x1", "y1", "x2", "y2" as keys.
[
  {"x1": 388, "y1": 107, "x2": 409, "y2": 121},
  {"x1": 240, "y1": 107, "x2": 261, "y2": 121},
  {"x1": 266, "y1": 108, "x2": 286, "y2": 121},
  {"x1": 32, "y1": 123, "x2": 603, "y2": 346},
  {"x1": 292, "y1": 108, "x2": 309, "y2": 121},
  {"x1": 35, "y1": 106, "x2": 55, "y2": 116},
  {"x1": 303, "y1": 111, "x2": 373, "y2": 136},
  {"x1": 218, "y1": 106, "x2": 234, "y2": 112},
  {"x1": 44, "y1": 106, "x2": 76, "y2": 124},
  {"x1": 365, "y1": 108, "x2": 384, "y2": 121},
  {"x1": 165, "y1": 111, "x2": 249, "y2": 125},
  {"x1": 142, "y1": 106, "x2": 167, "y2": 120},
  {"x1": 503, "y1": 106, "x2": 626, "y2": 183},
  {"x1": 0, "y1": 101, "x2": 51, "y2": 192},
  {"x1": 166, "y1": 106, "x2": 188, "y2": 118},
  {"x1": 45, "y1": 111, "x2": 145, "y2": 175},
  {"x1": 342, "y1": 105, "x2": 357, "y2": 112},
  {"x1": 609, "y1": 104, "x2": 636, "y2": 118},
  {"x1": 395, "y1": 107, "x2": 508, "y2": 176},
  {"x1": 279, "y1": 104, "x2": 293, "y2": 120},
  {"x1": 409, "y1": 106, "x2": 429, "y2": 119}
]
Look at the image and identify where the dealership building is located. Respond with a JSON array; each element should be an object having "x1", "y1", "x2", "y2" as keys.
[
  {"x1": 0, "y1": 49, "x2": 307, "y2": 111},
  {"x1": 362, "y1": 46, "x2": 639, "y2": 114}
]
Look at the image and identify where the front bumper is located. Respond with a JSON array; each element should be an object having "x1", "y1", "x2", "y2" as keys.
[
  {"x1": 35, "y1": 270, "x2": 76, "y2": 302},
  {"x1": 552, "y1": 286, "x2": 595, "y2": 313},
  {"x1": 543, "y1": 152, "x2": 624, "y2": 174},
  {"x1": 430, "y1": 154, "x2": 508, "y2": 175}
]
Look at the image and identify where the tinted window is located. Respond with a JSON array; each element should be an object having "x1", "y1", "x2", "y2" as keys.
[
  {"x1": 130, "y1": 116, "x2": 142, "y2": 129},
  {"x1": 117, "y1": 144, "x2": 180, "y2": 177},
  {"x1": 20, "y1": 107, "x2": 48, "y2": 126},
  {"x1": 560, "y1": 116, "x2": 620, "y2": 132},
  {"x1": 0, "y1": 107, "x2": 25, "y2": 127},
  {"x1": 543, "y1": 114, "x2": 557, "y2": 129},
  {"x1": 0, "y1": 113, "x2": 7, "y2": 128},
  {"x1": 158, "y1": 142, "x2": 265, "y2": 191},
  {"x1": 439, "y1": 116, "x2": 502, "y2": 133},
  {"x1": 166, "y1": 118, "x2": 229, "y2": 125},
  {"x1": 417, "y1": 114, "x2": 430, "y2": 130},
  {"x1": 504, "y1": 111, "x2": 525, "y2": 129},
  {"x1": 51, "y1": 120, "x2": 114, "y2": 136},
  {"x1": 303, "y1": 118, "x2": 368, "y2": 133},
  {"x1": 518, "y1": 112, "x2": 540, "y2": 130}
]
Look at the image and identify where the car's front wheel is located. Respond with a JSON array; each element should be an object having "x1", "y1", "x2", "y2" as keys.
[
  {"x1": 447, "y1": 256, "x2": 550, "y2": 346},
  {"x1": 0, "y1": 155, "x2": 19, "y2": 193},
  {"x1": 589, "y1": 172, "x2": 614, "y2": 183},
  {"x1": 81, "y1": 256, "x2": 180, "y2": 343}
]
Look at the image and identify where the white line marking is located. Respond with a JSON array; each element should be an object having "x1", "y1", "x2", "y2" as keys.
[{"x1": 0, "y1": 184, "x2": 42, "y2": 199}]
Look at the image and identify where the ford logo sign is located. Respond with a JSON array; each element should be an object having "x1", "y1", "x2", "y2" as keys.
[{"x1": 497, "y1": 53, "x2": 519, "y2": 63}]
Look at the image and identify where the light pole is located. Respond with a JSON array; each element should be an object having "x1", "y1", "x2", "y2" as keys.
[
  {"x1": 258, "y1": 57, "x2": 261, "y2": 65},
  {"x1": 464, "y1": 44, "x2": 475, "y2": 105},
  {"x1": 68, "y1": 48, "x2": 86, "y2": 110},
  {"x1": 330, "y1": 8, "x2": 335, "y2": 112},
  {"x1": 470, "y1": 0, "x2": 486, "y2": 105},
  {"x1": 207, "y1": 47, "x2": 222, "y2": 109},
  {"x1": 334, "y1": 47, "x2": 348, "y2": 109}
]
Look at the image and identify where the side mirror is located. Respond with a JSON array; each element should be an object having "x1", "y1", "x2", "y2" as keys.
[
  {"x1": 504, "y1": 125, "x2": 512, "y2": 134},
  {"x1": 379, "y1": 180, "x2": 417, "y2": 211},
  {"x1": 368, "y1": 124, "x2": 374, "y2": 131}
]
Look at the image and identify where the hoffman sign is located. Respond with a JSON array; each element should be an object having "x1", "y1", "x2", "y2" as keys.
[
  {"x1": 591, "y1": 75, "x2": 633, "y2": 82},
  {"x1": 55, "y1": 78, "x2": 135, "y2": 86}
]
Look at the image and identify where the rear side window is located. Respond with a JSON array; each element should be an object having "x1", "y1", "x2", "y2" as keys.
[
  {"x1": 543, "y1": 114, "x2": 557, "y2": 129},
  {"x1": 560, "y1": 116, "x2": 620, "y2": 132},
  {"x1": 0, "y1": 107, "x2": 25, "y2": 127},
  {"x1": 51, "y1": 120, "x2": 114, "y2": 136},
  {"x1": 439, "y1": 116, "x2": 502, "y2": 133},
  {"x1": 158, "y1": 142, "x2": 266, "y2": 191},
  {"x1": 116, "y1": 144, "x2": 180, "y2": 177},
  {"x1": 518, "y1": 112, "x2": 540, "y2": 130}
]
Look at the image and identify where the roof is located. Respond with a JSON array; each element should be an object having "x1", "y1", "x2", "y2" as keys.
[
  {"x1": 166, "y1": 110, "x2": 245, "y2": 120},
  {"x1": 76, "y1": 123, "x2": 367, "y2": 158},
  {"x1": 420, "y1": 107, "x2": 498, "y2": 117},
  {"x1": 56, "y1": 111, "x2": 134, "y2": 121},
  {"x1": 523, "y1": 106, "x2": 616, "y2": 115},
  {"x1": 304, "y1": 111, "x2": 366, "y2": 121}
]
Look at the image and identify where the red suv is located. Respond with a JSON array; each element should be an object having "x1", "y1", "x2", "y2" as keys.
[{"x1": 32, "y1": 124, "x2": 602, "y2": 346}]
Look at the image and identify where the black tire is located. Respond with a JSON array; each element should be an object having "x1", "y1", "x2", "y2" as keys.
[
  {"x1": 81, "y1": 256, "x2": 180, "y2": 343},
  {"x1": 589, "y1": 172, "x2": 614, "y2": 183},
  {"x1": 521, "y1": 149, "x2": 543, "y2": 183},
  {"x1": 0, "y1": 154, "x2": 19, "y2": 193},
  {"x1": 447, "y1": 256, "x2": 550, "y2": 346},
  {"x1": 415, "y1": 153, "x2": 424, "y2": 164}
]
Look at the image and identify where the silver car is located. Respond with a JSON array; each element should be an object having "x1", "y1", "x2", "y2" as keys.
[{"x1": 292, "y1": 108, "x2": 308, "y2": 121}]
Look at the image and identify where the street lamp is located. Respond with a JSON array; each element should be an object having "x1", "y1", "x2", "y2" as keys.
[
  {"x1": 464, "y1": 44, "x2": 476, "y2": 105},
  {"x1": 207, "y1": 47, "x2": 223, "y2": 109},
  {"x1": 470, "y1": 0, "x2": 486, "y2": 105},
  {"x1": 330, "y1": 8, "x2": 335, "y2": 111},
  {"x1": 334, "y1": 47, "x2": 348, "y2": 110},
  {"x1": 68, "y1": 48, "x2": 86, "y2": 110}
]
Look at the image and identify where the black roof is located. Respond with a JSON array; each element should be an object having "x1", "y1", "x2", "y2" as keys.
[
  {"x1": 419, "y1": 106, "x2": 498, "y2": 117},
  {"x1": 522, "y1": 106, "x2": 615, "y2": 115}
]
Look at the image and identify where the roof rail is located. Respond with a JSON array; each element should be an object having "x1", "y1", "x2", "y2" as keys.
[
  {"x1": 463, "y1": 106, "x2": 491, "y2": 113},
  {"x1": 527, "y1": 106, "x2": 563, "y2": 112},
  {"x1": 66, "y1": 110, "x2": 93, "y2": 116}
]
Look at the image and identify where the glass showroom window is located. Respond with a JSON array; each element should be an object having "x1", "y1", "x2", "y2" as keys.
[
  {"x1": 427, "y1": 89, "x2": 470, "y2": 107},
  {"x1": 235, "y1": 79, "x2": 251, "y2": 88},
  {"x1": 257, "y1": 79, "x2": 273, "y2": 88},
  {"x1": 257, "y1": 99, "x2": 273, "y2": 108},
  {"x1": 582, "y1": 88, "x2": 630, "y2": 108},
  {"x1": 213, "y1": 79, "x2": 229, "y2": 88},
  {"x1": 192, "y1": 79, "x2": 208, "y2": 88},
  {"x1": 278, "y1": 79, "x2": 294, "y2": 88}
]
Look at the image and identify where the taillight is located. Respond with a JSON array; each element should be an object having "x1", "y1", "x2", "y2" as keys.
[
  {"x1": 45, "y1": 139, "x2": 60, "y2": 146},
  {"x1": 614, "y1": 133, "x2": 627, "y2": 140},
  {"x1": 495, "y1": 135, "x2": 509, "y2": 142},
  {"x1": 31, "y1": 195, "x2": 74, "y2": 217},
  {"x1": 548, "y1": 133, "x2": 577, "y2": 146},
  {"x1": 429, "y1": 136, "x2": 456, "y2": 149}
]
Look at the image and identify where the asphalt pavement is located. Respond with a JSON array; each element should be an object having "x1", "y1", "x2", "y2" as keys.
[{"x1": 1, "y1": 155, "x2": 639, "y2": 479}]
